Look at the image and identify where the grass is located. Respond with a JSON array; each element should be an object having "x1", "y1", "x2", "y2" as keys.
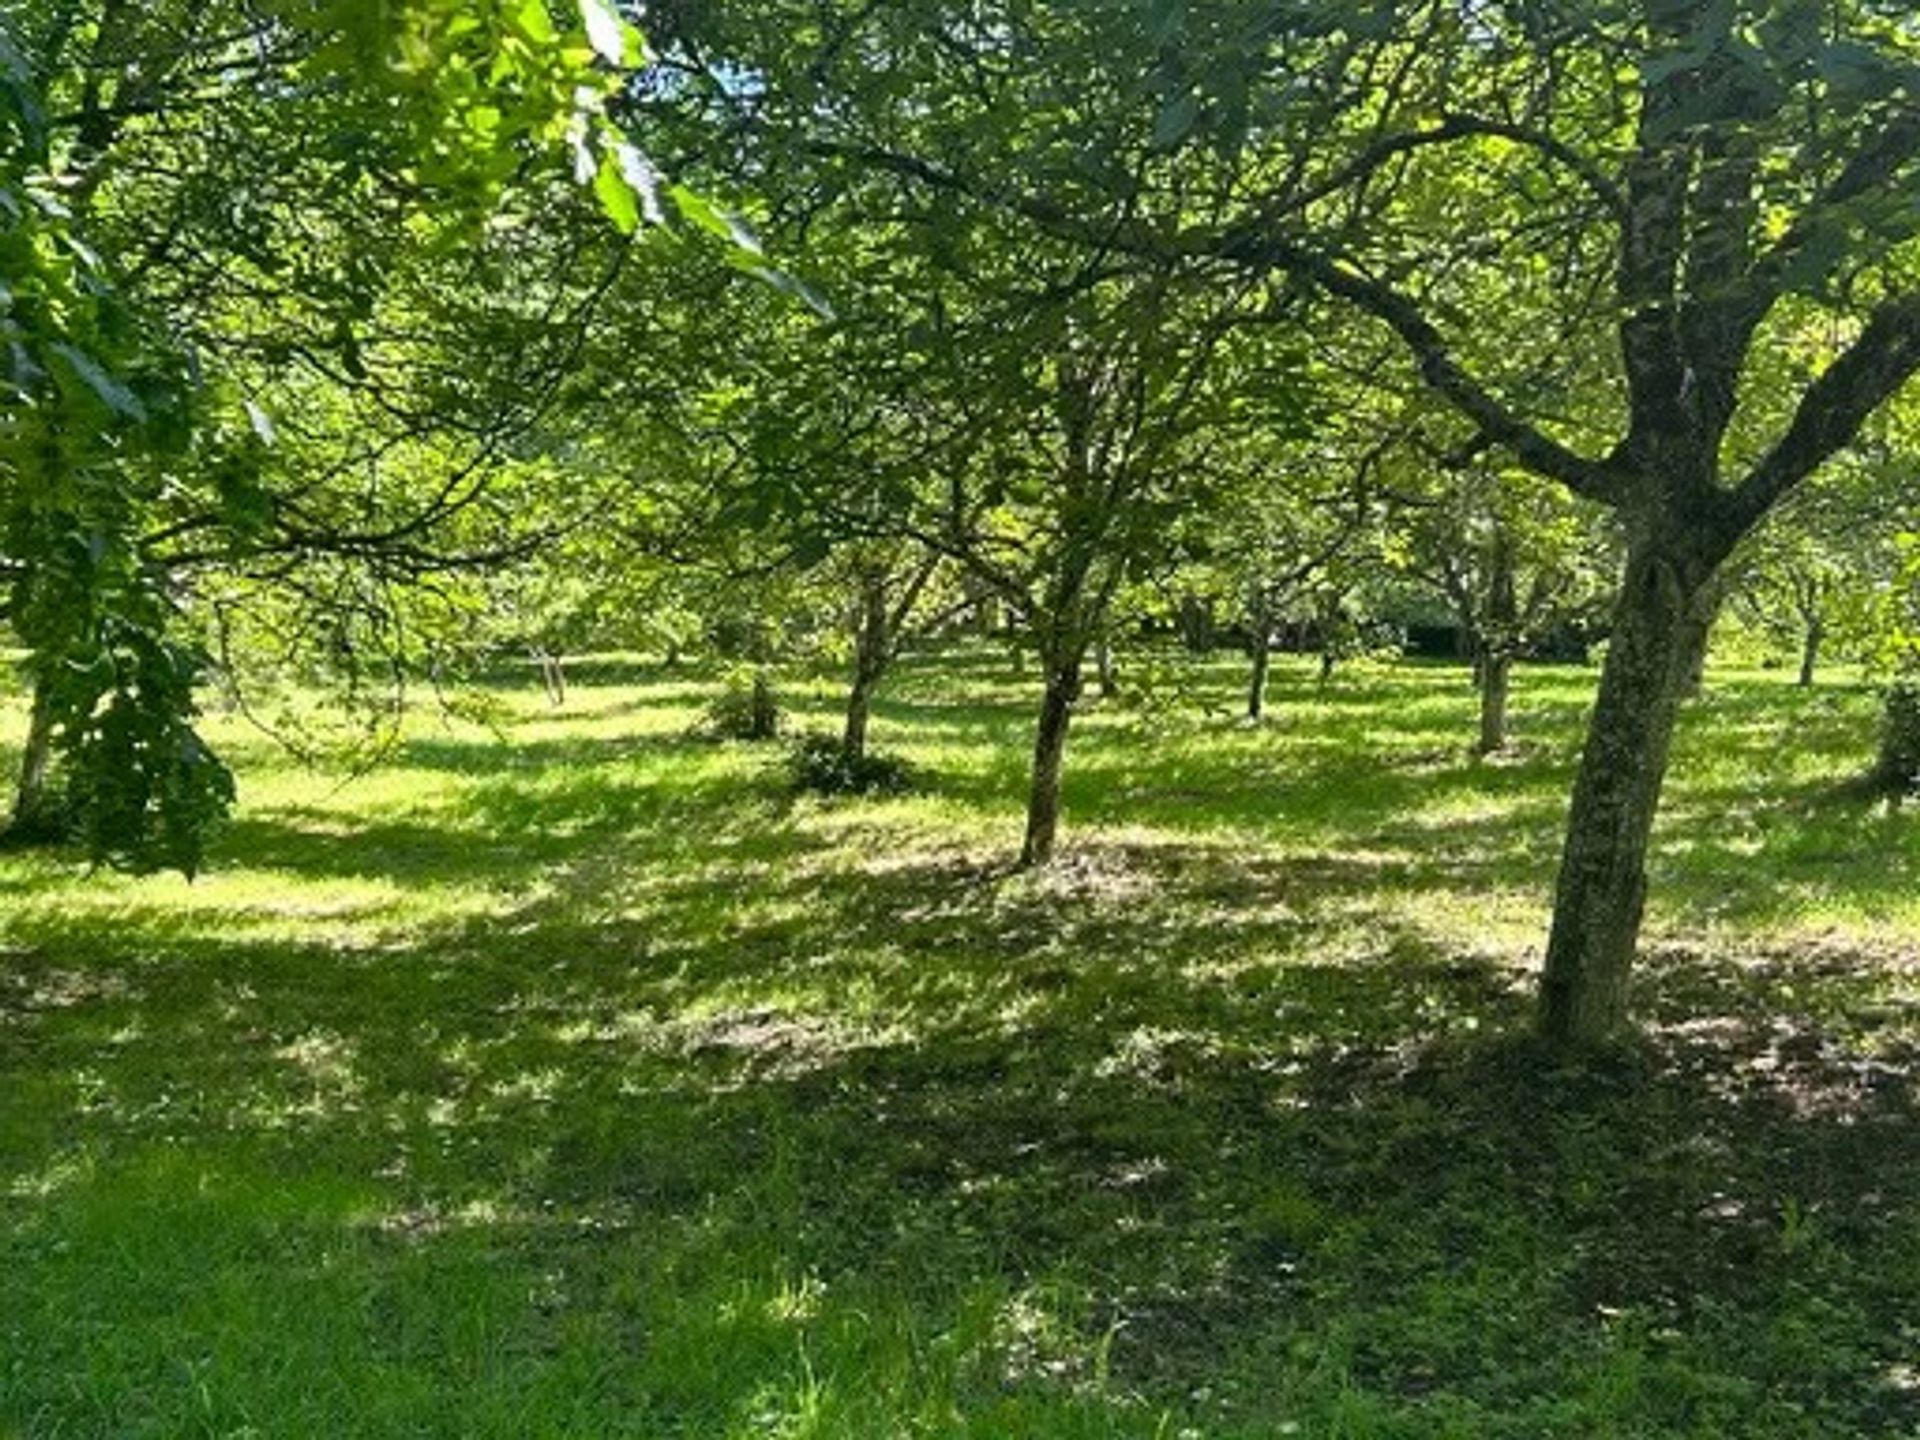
[{"x1": 3, "y1": 646, "x2": 1920, "y2": 1436}]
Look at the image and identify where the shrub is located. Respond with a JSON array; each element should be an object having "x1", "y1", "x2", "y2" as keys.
[
  {"x1": 699, "y1": 671, "x2": 783, "y2": 741},
  {"x1": 1873, "y1": 679, "x2": 1920, "y2": 797},
  {"x1": 786, "y1": 734, "x2": 914, "y2": 796}
]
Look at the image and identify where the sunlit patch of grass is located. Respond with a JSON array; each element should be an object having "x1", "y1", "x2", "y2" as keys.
[{"x1": 2, "y1": 648, "x2": 1919, "y2": 1435}]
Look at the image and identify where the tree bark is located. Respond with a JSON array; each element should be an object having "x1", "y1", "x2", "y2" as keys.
[
  {"x1": 1538, "y1": 539, "x2": 1718, "y2": 1046},
  {"x1": 1798, "y1": 620, "x2": 1823, "y2": 689},
  {"x1": 842, "y1": 675, "x2": 876, "y2": 759},
  {"x1": 1477, "y1": 653, "x2": 1512, "y2": 755},
  {"x1": 1679, "y1": 579, "x2": 1722, "y2": 696},
  {"x1": 1020, "y1": 654, "x2": 1083, "y2": 868},
  {"x1": 748, "y1": 671, "x2": 780, "y2": 740},
  {"x1": 1247, "y1": 629, "x2": 1272, "y2": 721},
  {"x1": 10, "y1": 677, "x2": 62, "y2": 842}
]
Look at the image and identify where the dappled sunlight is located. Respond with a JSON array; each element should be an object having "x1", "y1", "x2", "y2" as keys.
[{"x1": 6, "y1": 657, "x2": 1920, "y2": 1434}]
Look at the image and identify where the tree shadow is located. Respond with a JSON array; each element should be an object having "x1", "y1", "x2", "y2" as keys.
[{"x1": 7, "y1": 659, "x2": 1920, "y2": 1433}]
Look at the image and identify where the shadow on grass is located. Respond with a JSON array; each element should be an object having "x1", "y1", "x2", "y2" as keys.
[
  {"x1": 13, "y1": 835, "x2": 1917, "y2": 1434},
  {"x1": 5, "y1": 658, "x2": 1919, "y2": 1434}
]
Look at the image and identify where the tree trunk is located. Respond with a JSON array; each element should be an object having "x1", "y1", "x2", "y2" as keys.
[
  {"x1": 1095, "y1": 638, "x2": 1117, "y2": 699},
  {"x1": 1682, "y1": 643, "x2": 1708, "y2": 696},
  {"x1": 964, "y1": 574, "x2": 999, "y2": 637},
  {"x1": 842, "y1": 675, "x2": 876, "y2": 759},
  {"x1": 10, "y1": 677, "x2": 62, "y2": 842},
  {"x1": 1798, "y1": 621, "x2": 1823, "y2": 689},
  {"x1": 842, "y1": 573, "x2": 890, "y2": 760},
  {"x1": 1679, "y1": 579, "x2": 1721, "y2": 697},
  {"x1": 1538, "y1": 541, "x2": 1717, "y2": 1047},
  {"x1": 1177, "y1": 595, "x2": 1214, "y2": 653},
  {"x1": 1020, "y1": 654, "x2": 1083, "y2": 868},
  {"x1": 1477, "y1": 653, "x2": 1512, "y2": 755},
  {"x1": 533, "y1": 648, "x2": 566, "y2": 707},
  {"x1": 1247, "y1": 630, "x2": 1272, "y2": 721}
]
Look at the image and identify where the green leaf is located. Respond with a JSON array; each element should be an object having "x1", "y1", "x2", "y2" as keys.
[
  {"x1": 1152, "y1": 91, "x2": 1200, "y2": 150},
  {"x1": 243, "y1": 398, "x2": 278, "y2": 446},
  {"x1": 594, "y1": 149, "x2": 640, "y2": 232},
  {"x1": 1817, "y1": 39, "x2": 1904, "y2": 99},
  {"x1": 49, "y1": 343, "x2": 146, "y2": 421},
  {"x1": 1141, "y1": 0, "x2": 1186, "y2": 45},
  {"x1": 511, "y1": 0, "x2": 557, "y2": 44},
  {"x1": 671, "y1": 185, "x2": 763, "y2": 255},
  {"x1": 613, "y1": 142, "x2": 664, "y2": 224},
  {"x1": 1641, "y1": 45, "x2": 1710, "y2": 86}
]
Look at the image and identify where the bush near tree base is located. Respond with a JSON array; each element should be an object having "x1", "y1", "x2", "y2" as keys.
[
  {"x1": 697, "y1": 671, "x2": 784, "y2": 742},
  {"x1": 1874, "y1": 681, "x2": 1920, "y2": 798},
  {"x1": 786, "y1": 733, "x2": 915, "y2": 796}
]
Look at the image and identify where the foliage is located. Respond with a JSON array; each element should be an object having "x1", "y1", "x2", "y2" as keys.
[
  {"x1": 1872, "y1": 678, "x2": 1920, "y2": 796},
  {"x1": 13, "y1": 0, "x2": 1920, "y2": 1423},
  {"x1": 698, "y1": 668, "x2": 783, "y2": 741},
  {"x1": 786, "y1": 731, "x2": 915, "y2": 796},
  {"x1": 0, "y1": 0, "x2": 596, "y2": 870},
  {"x1": 656, "y1": 0, "x2": 1920, "y2": 1036}
]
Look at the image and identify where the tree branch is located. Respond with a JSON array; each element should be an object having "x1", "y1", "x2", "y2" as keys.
[
  {"x1": 1219, "y1": 238, "x2": 1624, "y2": 503},
  {"x1": 1727, "y1": 294, "x2": 1920, "y2": 535}
]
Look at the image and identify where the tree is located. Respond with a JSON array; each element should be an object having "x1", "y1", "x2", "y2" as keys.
[
  {"x1": 705, "y1": 0, "x2": 1920, "y2": 1044},
  {"x1": 0, "y1": 0, "x2": 684, "y2": 867},
  {"x1": 946, "y1": 279, "x2": 1305, "y2": 867},
  {"x1": 1727, "y1": 429, "x2": 1920, "y2": 688},
  {"x1": 1180, "y1": 3, "x2": 1920, "y2": 1045},
  {"x1": 1397, "y1": 459, "x2": 1613, "y2": 752},
  {"x1": 1159, "y1": 330, "x2": 1399, "y2": 723}
]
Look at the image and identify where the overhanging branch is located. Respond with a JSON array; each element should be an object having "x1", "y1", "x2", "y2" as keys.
[{"x1": 1727, "y1": 293, "x2": 1920, "y2": 535}]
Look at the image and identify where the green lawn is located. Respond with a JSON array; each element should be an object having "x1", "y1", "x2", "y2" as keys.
[{"x1": 4, "y1": 649, "x2": 1919, "y2": 1437}]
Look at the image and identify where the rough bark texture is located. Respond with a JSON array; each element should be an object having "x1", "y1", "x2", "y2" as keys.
[
  {"x1": 1538, "y1": 539, "x2": 1717, "y2": 1045},
  {"x1": 1477, "y1": 654, "x2": 1511, "y2": 755},
  {"x1": 1680, "y1": 600, "x2": 1714, "y2": 696},
  {"x1": 1020, "y1": 655, "x2": 1082, "y2": 868},
  {"x1": 9, "y1": 678, "x2": 62, "y2": 843}
]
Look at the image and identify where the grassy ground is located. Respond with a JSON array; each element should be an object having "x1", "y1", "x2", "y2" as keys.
[{"x1": 4, "y1": 648, "x2": 1920, "y2": 1437}]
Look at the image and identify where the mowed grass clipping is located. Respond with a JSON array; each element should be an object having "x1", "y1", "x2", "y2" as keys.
[{"x1": 4, "y1": 647, "x2": 1920, "y2": 1438}]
